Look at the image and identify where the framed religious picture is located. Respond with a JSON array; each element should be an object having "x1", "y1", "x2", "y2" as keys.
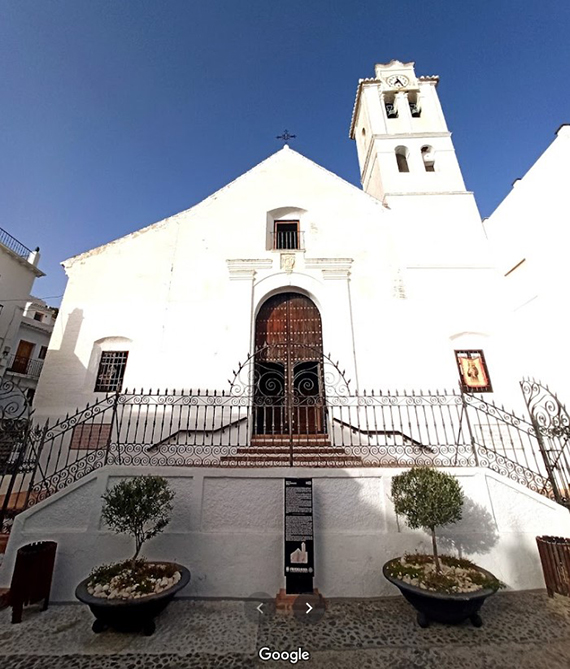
[{"x1": 455, "y1": 350, "x2": 493, "y2": 393}]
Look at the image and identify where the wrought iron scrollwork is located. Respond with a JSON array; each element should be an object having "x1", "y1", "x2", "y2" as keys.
[
  {"x1": 521, "y1": 378, "x2": 570, "y2": 507},
  {"x1": 0, "y1": 379, "x2": 30, "y2": 423},
  {"x1": 521, "y1": 379, "x2": 570, "y2": 438},
  {"x1": 229, "y1": 345, "x2": 351, "y2": 400},
  {"x1": 5, "y1": 365, "x2": 570, "y2": 533}
]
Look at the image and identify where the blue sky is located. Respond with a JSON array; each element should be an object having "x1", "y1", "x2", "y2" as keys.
[{"x1": 1, "y1": 0, "x2": 569, "y2": 307}]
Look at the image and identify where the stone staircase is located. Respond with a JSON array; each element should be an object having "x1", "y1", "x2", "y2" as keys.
[{"x1": 219, "y1": 434, "x2": 363, "y2": 466}]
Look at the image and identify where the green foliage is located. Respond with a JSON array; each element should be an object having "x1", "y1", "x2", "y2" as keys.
[
  {"x1": 88, "y1": 559, "x2": 178, "y2": 594},
  {"x1": 385, "y1": 554, "x2": 505, "y2": 594},
  {"x1": 101, "y1": 475, "x2": 175, "y2": 560},
  {"x1": 392, "y1": 467, "x2": 463, "y2": 532},
  {"x1": 391, "y1": 467, "x2": 464, "y2": 572}
]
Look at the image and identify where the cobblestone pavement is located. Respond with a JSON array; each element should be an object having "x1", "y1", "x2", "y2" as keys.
[{"x1": 0, "y1": 591, "x2": 569, "y2": 668}]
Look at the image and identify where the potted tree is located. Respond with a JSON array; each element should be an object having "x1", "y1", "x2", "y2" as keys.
[
  {"x1": 383, "y1": 467, "x2": 503, "y2": 627},
  {"x1": 75, "y1": 475, "x2": 190, "y2": 635}
]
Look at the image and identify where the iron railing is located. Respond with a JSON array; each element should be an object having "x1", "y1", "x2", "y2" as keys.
[
  {"x1": 1, "y1": 368, "x2": 567, "y2": 533},
  {"x1": 0, "y1": 386, "x2": 553, "y2": 525},
  {"x1": 522, "y1": 379, "x2": 570, "y2": 508},
  {"x1": 0, "y1": 227, "x2": 33, "y2": 259},
  {"x1": 271, "y1": 230, "x2": 305, "y2": 251},
  {"x1": 6, "y1": 355, "x2": 44, "y2": 378}
]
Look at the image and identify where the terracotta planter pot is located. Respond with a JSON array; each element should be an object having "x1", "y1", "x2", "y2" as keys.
[
  {"x1": 383, "y1": 559, "x2": 498, "y2": 627},
  {"x1": 75, "y1": 562, "x2": 190, "y2": 635}
]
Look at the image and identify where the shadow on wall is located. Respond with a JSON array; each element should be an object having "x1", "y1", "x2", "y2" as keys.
[
  {"x1": 502, "y1": 502, "x2": 553, "y2": 591},
  {"x1": 35, "y1": 308, "x2": 87, "y2": 413},
  {"x1": 438, "y1": 496, "x2": 499, "y2": 558},
  {"x1": 312, "y1": 475, "x2": 503, "y2": 598}
]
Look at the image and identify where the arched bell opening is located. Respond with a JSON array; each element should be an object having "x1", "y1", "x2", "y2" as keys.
[{"x1": 253, "y1": 292, "x2": 326, "y2": 438}]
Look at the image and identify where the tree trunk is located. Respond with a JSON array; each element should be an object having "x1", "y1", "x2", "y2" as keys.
[
  {"x1": 131, "y1": 537, "x2": 142, "y2": 568},
  {"x1": 431, "y1": 527, "x2": 441, "y2": 573}
]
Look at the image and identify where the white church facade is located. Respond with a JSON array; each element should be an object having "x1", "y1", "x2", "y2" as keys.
[
  {"x1": 2, "y1": 61, "x2": 569, "y2": 601},
  {"x1": 35, "y1": 60, "x2": 510, "y2": 418}
]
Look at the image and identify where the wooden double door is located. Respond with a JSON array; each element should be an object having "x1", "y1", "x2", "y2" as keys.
[{"x1": 254, "y1": 293, "x2": 326, "y2": 436}]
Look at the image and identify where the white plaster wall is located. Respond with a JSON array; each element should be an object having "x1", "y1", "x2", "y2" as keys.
[
  {"x1": 368, "y1": 135, "x2": 466, "y2": 197},
  {"x1": 355, "y1": 68, "x2": 464, "y2": 200},
  {"x1": 2, "y1": 466, "x2": 568, "y2": 602},
  {"x1": 33, "y1": 146, "x2": 513, "y2": 422},
  {"x1": 0, "y1": 248, "x2": 41, "y2": 371},
  {"x1": 484, "y1": 125, "x2": 570, "y2": 404},
  {"x1": 12, "y1": 320, "x2": 52, "y2": 355}
]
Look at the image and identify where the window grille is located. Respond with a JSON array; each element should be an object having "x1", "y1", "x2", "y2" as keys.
[
  {"x1": 94, "y1": 351, "x2": 129, "y2": 392},
  {"x1": 274, "y1": 221, "x2": 300, "y2": 250}
]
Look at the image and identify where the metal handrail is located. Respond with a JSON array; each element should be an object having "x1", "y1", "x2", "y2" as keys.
[
  {"x1": 271, "y1": 230, "x2": 305, "y2": 251},
  {"x1": 0, "y1": 227, "x2": 33, "y2": 258},
  {"x1": 7, "y1": 355, "x2": 44, "y2": 378}
]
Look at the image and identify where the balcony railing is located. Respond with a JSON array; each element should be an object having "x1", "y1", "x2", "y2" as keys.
[
  {"x1": 0, "y1": 227, "x2": 32, "y2": 259},
  {"x1": 7, "y1": 355, "x2": 44, "y2": 378},
  {"x1": 271, "y1": 230, "x2": 305, "y2": 251}
]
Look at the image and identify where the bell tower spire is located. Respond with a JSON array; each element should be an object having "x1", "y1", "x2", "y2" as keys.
[{"x1": 349, "y1": 61, "x2": 467, "y2": 202}]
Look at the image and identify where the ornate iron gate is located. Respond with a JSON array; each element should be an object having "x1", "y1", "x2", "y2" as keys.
[
  {"x1": 0, "y1": 380, "x2": 38, "y2": 532},
  {"x1": 4, "y1": 370, "x2": 570, "y2": 535},
  {"x1": 254, "y1": 293, "x2": 326, "y2": 437},
  {"x1": 521, "y1": 379, "x2": 570, "y2": 509}
]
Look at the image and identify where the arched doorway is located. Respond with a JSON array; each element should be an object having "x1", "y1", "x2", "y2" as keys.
[{"x1": 254, "y1": 292, "x2": 326, "y2": 437}]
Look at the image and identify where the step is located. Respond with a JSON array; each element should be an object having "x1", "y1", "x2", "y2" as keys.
[
  {"x1": 0, "y1": 490, "x2": 42, "y2": 514},
  {"x1": 233, "y1": 447, "x2": 349, "y2": 455},
  {"x1": 251, "y1": 435, "x2": 329, "y2": 444},
  {"x1": 220, "y1": 455, "x2": 363, "y2": 466},
  {"x1": 0, "y1": 491, "x2": 30, "y2": 513}
]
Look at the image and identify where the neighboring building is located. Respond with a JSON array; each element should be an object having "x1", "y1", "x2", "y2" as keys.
[
  {"x1": 484, "y1": 124, "x2": 570, "y2": 400},
  {"x1": 0, "y1": 228, "x2": 45, "y2": 383},
  {"x1": 4, "y1": 297, "x2": 58, "y2": 403}
]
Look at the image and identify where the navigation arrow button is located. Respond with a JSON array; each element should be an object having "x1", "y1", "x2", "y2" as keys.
[
  {"x1": 244, "y1": 592, "x2": 275, "y2": 622},
  {"x1": 292, "y1": 594, "x2": 326, "y2": 624}
]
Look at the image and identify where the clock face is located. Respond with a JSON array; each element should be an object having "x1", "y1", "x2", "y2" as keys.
[{"x1": 387, "y1": 74, "x2": 409, "y2": 88}]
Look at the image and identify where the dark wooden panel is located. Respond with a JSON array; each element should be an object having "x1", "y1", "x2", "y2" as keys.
[
  {"x1": 254, "y1": 293, "x2": 325, "y2": 435},
  {"x1": 255, "y1": 292, "x2": 323, "y2": 361}
]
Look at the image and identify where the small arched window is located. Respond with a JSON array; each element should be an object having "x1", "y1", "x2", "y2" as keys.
[
  {"x1": 91, "y1": 336, "x2": 131, "y2": 393},
  {"x1": 395, "y1": 146, "x2": 409, "y2": 173},
  {"x1": 421, "y1": 145, "x2": 435, "y2": 172}
]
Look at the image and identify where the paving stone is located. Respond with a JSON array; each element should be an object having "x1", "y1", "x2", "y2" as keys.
[{"x1": 0, "y1": 591, "x2": 568, "y2": 667}]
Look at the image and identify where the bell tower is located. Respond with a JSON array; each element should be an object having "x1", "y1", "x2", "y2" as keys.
[
  {"x1": 349, "y1": 61, "x2": 467, "y2": 202},
  {"x1": 349, "y1": 60, "x2": 492, "y2": 283}
]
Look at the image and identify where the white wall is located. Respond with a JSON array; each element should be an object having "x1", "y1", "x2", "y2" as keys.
[
  {"x1": 0, "y1": 247, "x2": 44, "y2": 375},
  {"x1": 33, "y1": 146, "x2": 516, "y2": 422},
  {"x1": 484, "y1": 125, "x2": 570, "y2": 404},
  {"x1": 2, "y1": 466, "x2": 568, "y2": 602}
]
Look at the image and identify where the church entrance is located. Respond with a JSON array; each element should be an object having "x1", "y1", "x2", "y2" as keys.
[{"x1": 253, "y1": 293, "x2": 326, "y2": 437}]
